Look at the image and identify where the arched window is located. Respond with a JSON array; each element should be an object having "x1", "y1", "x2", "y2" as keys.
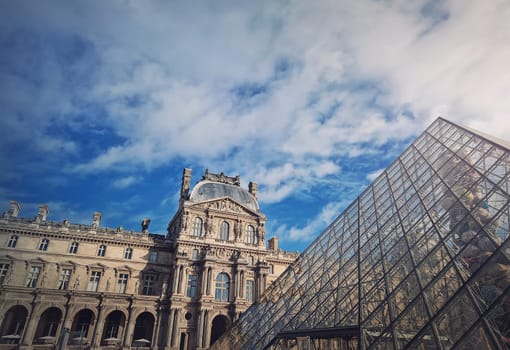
[
  {"x1": 215, "y1": 273, "x2": 230, "y2": 302},
  {"x1": 71, "y1": 309, "x2": 94, "y2": 341},
  {"x1": 132, "y1": 312, "x2": 154, "y2": 347},
  {"x1": 34, "y1": 307, "x2": 62, "y2": 341},
  {"x1": 192, "y1": 217, "x2": 203, "y2": 237},
  {"x1": 246, "y1": 225, "x2": 256, "y2": 244},
  {"x1": 1, "y1": 305, "x2": 28, "y2": 342},
  {"x1": 219, "y1": 221, "x2": 229, "y2": 241},
  {"x1": 102, "y1": 311, "x2": 126, "y2": 344}
]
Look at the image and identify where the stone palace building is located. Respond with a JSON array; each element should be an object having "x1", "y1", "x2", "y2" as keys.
[{"x1": 0, "y1": 169, "x2": 298, "y2": 350}]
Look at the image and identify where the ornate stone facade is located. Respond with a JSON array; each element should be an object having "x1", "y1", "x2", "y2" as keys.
[{"x1": 0, "y1": 169, "x2": 297, "y2": 350}]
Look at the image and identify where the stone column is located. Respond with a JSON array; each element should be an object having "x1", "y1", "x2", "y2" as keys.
[
  {"x1": 171, "y1": 309, "x2": 181, "y2": 347},
  {"x1": 172, "y1": 265, "x2": 180, "y2": 294},
  {"x1": 202, "y1": 310, "x2": 210, "y2": 348},
  {"x1": 152, "y1": 307, "x2": 161, "y2": 348},
  {"x1": 196, "y1": 310, "x2": 205, "y2": 348},
  {"x1": 122, "y1": 304, "x2": 133, "y2": 350},
  {"x1": 92, "y1": 304, "x2": 105, "y2": 349},
  {"x1": 235, "y1": 270, "x2": 240, "y2": 298},
  {"x1": 164, "y1": 308, "x2": 175, "y2": 349},
  {"x1": 21, "y1": 315, "x2": 39, "y2": 347},
  {"x1": 207, "y1": 268, "x2": 212, "y2": 295},
  {"x1": 61, "y1": 297, "x2": 74, "y2": 331},
  {"x1": 177, "y1": 266, "x2": 184, "y2": 294},
  {"x1": 239, "y1": 271, "x2": 244, "y2": 299}
]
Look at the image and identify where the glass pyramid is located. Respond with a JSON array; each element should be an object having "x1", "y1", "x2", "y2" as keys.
[{"x1": 212, "y1": 118, "x2": 510, "y2": 349}]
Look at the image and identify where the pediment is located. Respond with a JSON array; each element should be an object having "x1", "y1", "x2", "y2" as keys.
[
  {"x1": 26, "y1": 257, "x2": 49, "y2": 265},
  {"x1": 186, "y1": 197, "x2": 261, "y2": 217},
  {"x1": 142, "y1": 266, "x2": 165, "y2": 274},
  {"x1": 57, "y1": 260, "x2": 78, "y2": 268},
  {"x1": 115, "y1": 265, "x2": 134, "y2": 274},
  {"x1": 87, "y1": 262, "x2": 108, "y2": 271}
]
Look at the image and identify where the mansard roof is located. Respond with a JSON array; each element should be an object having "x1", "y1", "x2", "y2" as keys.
[{"x1": 189, "y1": 172, "x2": 259, "y2": 211}]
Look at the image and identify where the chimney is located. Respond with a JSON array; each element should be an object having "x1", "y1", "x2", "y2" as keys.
[
  {"x1": 6, "y1": 201, "x2": 21, "y2": 218},
  {"x1": 181, "y1": 168, "x2": 192, "y2": 199},
  {"x1": 248, "y1": 181, "x2": 258, "y2": 199},
  {"x1": 92, "y1": 211, "x2": 102, "y2": 228},
  {"x1": 268, "y1": 237, "x2": 278, "y2": 251},
  {"x1": 141, "y1": 218, "x2": 151, "y2": 233},
  {"x1": 35, "y1": 205, "x2": 49, "y2": 222}
]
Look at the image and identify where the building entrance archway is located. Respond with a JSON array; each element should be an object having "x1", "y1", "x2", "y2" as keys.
[{"x1": 210, "y1": 314, "x2": 230, "y2": 346}]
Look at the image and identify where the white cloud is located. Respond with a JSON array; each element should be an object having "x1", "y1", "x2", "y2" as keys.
[
  {"x1": 280, "y1": 202, "x2": 344, "y2": 242},
  {"x1": 2, "y1": 0, "x2": 510, "y2": 208},
  {"x1": 367, "y1": 169, "x2": 385, "y2": 182},
  {"x1": 111, "y1": 176, "x2": 142, "y2": 189}
]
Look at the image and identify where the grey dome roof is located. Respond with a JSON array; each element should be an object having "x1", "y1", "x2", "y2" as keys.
[{"x1": 189, "y1": 181, "x2": 259, "y2": 211}]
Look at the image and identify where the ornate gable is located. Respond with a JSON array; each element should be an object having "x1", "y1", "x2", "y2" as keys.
[{"x1": 186, "y1": 197, "x2": 262, "y2": 218}]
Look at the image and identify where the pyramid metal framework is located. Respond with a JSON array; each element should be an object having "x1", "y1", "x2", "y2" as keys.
[{"x1": 211, "y1": 118, "x2": 510, "y2": 350}]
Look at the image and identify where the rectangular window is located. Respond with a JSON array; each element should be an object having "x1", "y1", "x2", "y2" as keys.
[
  {"x1": 69, "y1": 242, "x2": 79, "y2": 254},
  {"x1": 124, "y1": 248, "x2": 133, "y2": 259},
  {"x1": 97, "y1": 245, "x2": 106, "y2": 257},
  {"x1": 116, "y1": 273, "x2": 129, "y2": 293},
  {"x1": 87, "y1": 271, "x2": 101, "y2": 292},
  {"x1": 149, "y1": 251, "x2": 158, "y2": 263},
  {"x1": 26, "y1": 266, "x2": 42, "y2": 288},
  {"x1": 143, "y1": 274, "x2": 156, "y2": 295},
  {"x1": 7, "y1": 235, "x2": 18, "y2": 248},
  {"x1": 0, "y1": 263, "x2": 10, "y2": 285},
  {"x1": 246, "y1": 280, "x2": 254, "y2": 302},
  {"x1": 186, "y1": 275, "x2": 198, "y2": 298},
  {"x1": 57, "y1": 268, "x2": 72, "y2": 290},
  {"x1": 39, "y1": 239, "x2": 49, "y2": 251}
]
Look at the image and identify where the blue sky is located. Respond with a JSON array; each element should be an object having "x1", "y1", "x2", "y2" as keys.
[{"x1": 1, "y1": 0, "x2": 510, "y2": 252}]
